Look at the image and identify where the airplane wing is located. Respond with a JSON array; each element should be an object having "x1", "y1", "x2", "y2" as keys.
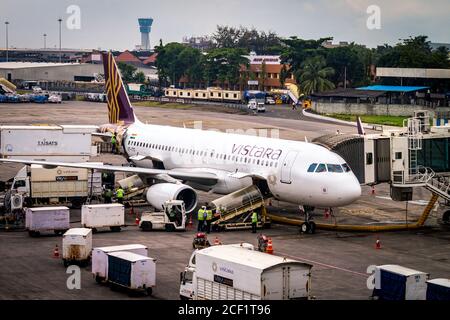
[{"x1": 0, "y1": 158, "x2": 218, "y2": 186}]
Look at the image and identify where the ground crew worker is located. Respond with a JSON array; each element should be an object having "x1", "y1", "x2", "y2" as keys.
[
  {"x1": 111, "y1": 133, "x2": 117, "y2": 154},
  {"x1": 205, "y1": 206, "x2": 213, "y2": 234},
  {"x1": 251, "y1": 210, "x2": 258, "y2": 233},
  {"x1": 116, "y1": 187, "x2": 124, "y2": 204},
  {"x1": 197, "y1": 206, "x2": 206, "y2": 231},
  {"x1": 104, "y1": 188, "x2": 113, "y2": 203}
]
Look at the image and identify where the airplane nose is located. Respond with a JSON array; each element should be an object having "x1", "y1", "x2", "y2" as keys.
[{"x1": 337, "y1": 177, "x2": 361, "y2": 206}]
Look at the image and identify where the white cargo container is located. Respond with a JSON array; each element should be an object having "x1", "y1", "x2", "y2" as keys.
[
  {"x1": 81, "y1": 203, "x2": 125, "y2": 232},
  {"x1": 107, "y1": 251, "x2": 156, "y2": 295},
  {"x1": 0, "y1": 125, "x2": 98, "y2": 162},
  {"x1": 62, "y1": 228, "x2": 92, "y2": 267},
  {"x1": 374, "y1": 265, "x2": 429, "y2": 300},
  {"x1": 92, "y1": 244, "x2": 148, "y2": 283},
  {"x1": 179, "y1": 244, "x2": 312, "y2": 300},
  {"x1": 25, "y1": 206, "x2": 70, "y2": 236}
]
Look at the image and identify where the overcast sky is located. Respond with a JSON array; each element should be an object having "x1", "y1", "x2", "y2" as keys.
[{"x1": 1, "y1": 0, "x2": 449, "y2": 50}]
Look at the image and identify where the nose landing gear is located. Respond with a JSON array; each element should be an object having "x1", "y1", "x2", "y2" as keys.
[{"x1": 299, "y1": 205, "x2": 317, "y2": 234}]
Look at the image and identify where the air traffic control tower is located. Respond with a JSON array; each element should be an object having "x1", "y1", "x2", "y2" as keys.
[{"x1": 138, "y1": 18, "x2": 153, "y2": 50}]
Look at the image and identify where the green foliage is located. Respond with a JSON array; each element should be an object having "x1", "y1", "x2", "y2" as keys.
[
  {"x1": 213, "y1": 25, "x2": 283, "y2": 54},
  {"x1": 327, "y1": 114, "x2": 407, "y2": 127},
  {"x1": 377, "y1": 36, "x2": 450, "y2": 69},
  {"x1": 117, "y1": 62, "x2": 147, "y2": 83},
  {"x1": 117, "y1": 62, "x2": 137, "y2": 83},
  {"x1": 297, "y1": 56, "x2": 335, "y2": 95}
]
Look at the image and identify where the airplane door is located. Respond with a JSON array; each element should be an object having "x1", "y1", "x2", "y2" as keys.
[{"x1": 280, "y1": 151, "x2": 299, "y2": 184}]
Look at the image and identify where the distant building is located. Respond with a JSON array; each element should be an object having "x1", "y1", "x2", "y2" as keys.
[
  {"x1": 430, "y1": 42, "x2": 450, "y2": 51},
  {"x1": 239, "y1": 52, "x2": 296, "y2": 91},
  {"x1": 322, "y1": 40, "x2": 351, "y2": 49},
  {"x1": 182, "y1": 36, "x2": 213, "y2": 52},
  {"x1": 0, "y1": 48, "x2": 94, "y2": 63},
  {"x1": 136, "y1": 18, "x2": 153, "y2": 51},
  {"x1": 0, "y1": 61, "x2": 102, "y2": 82},
  {"x1": 115, "y1": 50, "x2": 146, "y2": 68}
]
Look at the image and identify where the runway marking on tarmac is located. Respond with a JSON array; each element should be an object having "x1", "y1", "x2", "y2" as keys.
[{"x1": 276, "y1": 250, "x2": 367, "y2": 277}]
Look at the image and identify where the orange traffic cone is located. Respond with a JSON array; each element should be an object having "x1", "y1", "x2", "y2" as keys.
[
  {"x1": 135, "y1": 215, "x2": 140, "y2": 225},
  {"x1": 53, "y1": 244, "x2": 59, "y2": 258},
  {"x1": 375, "y1": 237, "x2": 381, "y2": 249},
  {"x1": 214, "y1": 236, "x2": 221, "y2": 245},
  {"x1": 266, "y1": 238, "x2": 274, "y2": 254}
]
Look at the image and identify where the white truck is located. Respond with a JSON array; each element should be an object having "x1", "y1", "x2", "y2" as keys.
[
  {"x1": 139, "y1": 200, "x2": 187, "y2": 231},
  {"x1": 179, "y1": 244, "x2": 312, "y2": 300},
  {"x1": 107, "y1": 251, "x2": 156, "y2": 296},
  {"x1": 62, "y1": 228, "x2": 92, "y2": 267},
  {"x1": 81, "y1": 203, "x2": 125, "y2": 232},
  {"x1": 4, "y1": 164, "x2": 102, "y2": 210},
  {"x1": 92, "y1": 244, "x2": 149, "y2": 283},
  {"x1": 0, "y1": 125, "x2": 98, "y2": 162},
  {"x1": 25, "y1": 206, "x2": 70, "y2": 237}
]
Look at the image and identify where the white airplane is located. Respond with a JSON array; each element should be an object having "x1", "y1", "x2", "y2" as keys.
[{"x1": 1, "y1": 52, "x2": 361, "y2": 230}]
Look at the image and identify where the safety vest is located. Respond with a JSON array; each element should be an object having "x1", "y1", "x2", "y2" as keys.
[
  {"x1": 116, "y1": 188, "x2": 124, "y2": 198},
  {"x1": 198, "y1": 209, "x2": 205, "y2": 221},
  {"x1": 206, "y1": 210, "x2": 213, "y2": 221},
  {"x1": 111, "y1": 135, "x2": 116, "y2": 144},
  {"x1": 251, "y1": 211, "x2": 258, "y2": 223}
]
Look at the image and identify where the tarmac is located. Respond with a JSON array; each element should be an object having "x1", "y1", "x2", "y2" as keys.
[{"x1": 0, "y1": 101, "x2": 449, "y2": 300}]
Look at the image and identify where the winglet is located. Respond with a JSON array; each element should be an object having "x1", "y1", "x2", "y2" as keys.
[{"x1": 356, "y1": 116, "x2": 365, "y2": 135}]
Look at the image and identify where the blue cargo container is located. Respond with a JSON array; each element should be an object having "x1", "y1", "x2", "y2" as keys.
[
  {"x1": 426, "y1": 279, "x2": 450, "y2": 300},
  {"x1": 373, "y1": 265, "x2": 429, "y2": 300},
  {"x1": 107, "y1": 251, "x2": 156, "y2": 295}
]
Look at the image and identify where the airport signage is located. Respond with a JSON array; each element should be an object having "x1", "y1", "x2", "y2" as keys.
[{"x1": 248, "y1": 80, "x2": 258, "y2": 85}]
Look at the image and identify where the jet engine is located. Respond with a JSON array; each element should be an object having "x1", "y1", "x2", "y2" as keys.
[{"x1": 146, "y1": 183, "x2": 198, "y2": 213}]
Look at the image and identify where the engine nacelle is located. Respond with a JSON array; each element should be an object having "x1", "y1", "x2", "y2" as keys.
[{"x1": 146, "y1": 183, "x2": 198, "y2": 213}]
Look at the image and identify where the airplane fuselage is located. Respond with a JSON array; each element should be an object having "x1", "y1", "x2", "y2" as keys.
[{"x1": 123, "y1": 122, "x2": 361, "y2": 208}]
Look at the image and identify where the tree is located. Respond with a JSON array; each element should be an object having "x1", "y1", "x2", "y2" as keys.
[
  {"x1": 326, "y1": 45, "x2": 367, "y2": 87},
  {"x1": 117, "y1": 62, "x2": 137, "y2": 83},
  {"x1": 297, "y1": 56, "x2": 335, "y2": 95},
  {"x1": 155, "y1": 42, "x2": 187, "y2": 86},
  {"x1": 279, "y1": 65, "x2": 289, "y2": 89},
  {"x1": 204, "y1": 48, "x2": 249, "y2": 89},
  {"x1": 134, "y1": 71, "x2": 146, "y2": 83},
  {"x1": 259, "y1": 60, "x2": 267, "y2": 91},
  {"x1": 280, "y1": 37, "x2": 331, "y2": 72}
]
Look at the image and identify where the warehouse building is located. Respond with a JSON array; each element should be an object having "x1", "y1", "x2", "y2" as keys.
[{"x1": 0, "y1": 62, "x2": 103, "y2": 82}]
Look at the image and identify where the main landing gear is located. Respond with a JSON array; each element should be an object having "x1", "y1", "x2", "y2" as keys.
[{"x1": 299, "y1": 205, "x2": 316, "y2": 234}]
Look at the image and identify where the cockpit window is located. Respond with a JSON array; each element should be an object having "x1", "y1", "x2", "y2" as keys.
[
  {"x1": 327, "y1": 164, "x2": 343, "y2": 173},
  {"x1": 315, "y1": 163, "x2": 327, "y2": 173},
  {"x1": 307, "y1": 163, "x2": 318, "y2": 172},
  {"x1": 342, "y1": 163, "x2": 351, "y2": 172}
]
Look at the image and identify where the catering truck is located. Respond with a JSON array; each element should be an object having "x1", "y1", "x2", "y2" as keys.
[
  {"x1": 3, "y1": 164, "x2": 102, "y2": 210},
  {"x1": 179, "y1": 244, "x2": 312, "y2": 300}
]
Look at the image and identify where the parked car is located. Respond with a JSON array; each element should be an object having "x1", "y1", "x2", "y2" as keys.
[
  {"x1": 48, "y1": 93, "x2": 62, "y2": 103},
  {"x1": 266, "y1": 97, "x2": 276, "y2": 104}
]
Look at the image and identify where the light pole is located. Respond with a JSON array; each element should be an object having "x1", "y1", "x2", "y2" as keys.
[
  {"x1": 58, "y1": 18, "x2": 62, "y2": 63},
  {"x1": 43, "y1": 33, "x2": 47, "y2": 49},
  {"x1": 5, "y1": 21, "x2": 9, "y2": 62}
]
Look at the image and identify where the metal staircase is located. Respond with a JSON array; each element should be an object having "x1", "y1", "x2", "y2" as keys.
[{"x1": 425, "y1": 174, "x2": 450, "y2": 202}]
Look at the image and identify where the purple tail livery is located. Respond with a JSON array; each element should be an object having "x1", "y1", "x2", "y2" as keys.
[{"x1": 102, "y1": 52, "x2": 135, "y2": 124}]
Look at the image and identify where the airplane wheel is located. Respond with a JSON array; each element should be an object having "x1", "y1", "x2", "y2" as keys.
[
  {"x1": 300, "y1": 222, "x2": 310, "y2": 234},
  {"x1": 308, "y1": 222, "x2": 316, "y2": 234}
]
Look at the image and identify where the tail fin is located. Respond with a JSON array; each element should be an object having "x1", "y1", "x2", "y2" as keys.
[
  {"x1": 102, "y1": 52, "x2": 135, "y2": 124},
  {"x1": 356, "y1": 116, "x2": 365, "y2": 135}
]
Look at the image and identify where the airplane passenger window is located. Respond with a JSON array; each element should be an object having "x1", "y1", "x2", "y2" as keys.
[
  {"x1": 307, "y1": 163, "x2": 318, "y2": 172},
  {"x1": 342, "y1": 163, "x2": 351, "y2": 172},
  {"x1": 315, "y1": 163, "x2": 327, "y2": 173},
  {"x1": 327, "y1": 164, "x2": 343, "y2": 173}
]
